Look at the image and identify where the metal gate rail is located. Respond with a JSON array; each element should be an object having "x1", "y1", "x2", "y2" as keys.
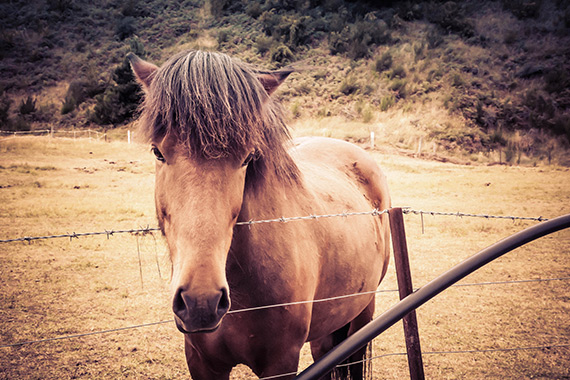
[{"x1": 296, "y1": 213, "x2": 570, "y2": 379}]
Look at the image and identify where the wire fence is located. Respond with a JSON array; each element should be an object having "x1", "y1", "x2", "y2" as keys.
[
  {"x1": 0, "y1": 129, "x2": 107, "y2": 141},
  {"x1": 0, "y1": 207, "x2": 551, "y2": 244},
  {"x1": 1, "y1": 207, "x2": 568, "y2": 378},
  {"x1": 2, "y1": 275, "x2": 569, "y2": 350}
]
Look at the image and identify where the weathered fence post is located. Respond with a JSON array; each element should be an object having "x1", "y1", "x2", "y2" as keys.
[{"x1": 389, "y1": 207, "x2": 425, "y2": 380}]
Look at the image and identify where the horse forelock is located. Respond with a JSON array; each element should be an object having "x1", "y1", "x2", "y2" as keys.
[{"x1": 139, "y1": 50, "x2": 299, "y2": 185}]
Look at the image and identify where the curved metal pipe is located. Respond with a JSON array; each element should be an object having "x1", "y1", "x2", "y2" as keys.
[{"x1": 296, "y1": 213, "x2": 570, "y2": 380}]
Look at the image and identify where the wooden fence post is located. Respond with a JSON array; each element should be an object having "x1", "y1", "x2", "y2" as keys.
[{"x1": 389, "y1": 207, "x2": 425, "y2": 380}]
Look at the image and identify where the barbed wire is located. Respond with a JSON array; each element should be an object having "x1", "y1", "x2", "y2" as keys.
[
  {"x1": 403, "y1": 208, "x2": 549, "y2": 222},
  {"x1": 0, "y1": 226, "x2": 160, "y2": 244},
  {"x1": 0, "y1": 207, "x2": 552, "y2": 244}
]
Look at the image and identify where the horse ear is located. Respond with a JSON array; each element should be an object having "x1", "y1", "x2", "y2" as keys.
[
  {"x1": 127, "y1": 53, "x2": 158, "y2": 90},
  {"x1": 257, "y1": 69, "x2": 294, "y2": 96}
]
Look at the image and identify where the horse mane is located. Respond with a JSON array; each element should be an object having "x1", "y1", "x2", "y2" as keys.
[{"x1": 138, "y1": 50, "x2": 299, "y2": 187}]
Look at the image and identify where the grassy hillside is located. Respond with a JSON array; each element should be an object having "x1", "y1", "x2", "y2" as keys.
[{"x1": 1, "y1": 0, "x2": 569, "y2": 164}]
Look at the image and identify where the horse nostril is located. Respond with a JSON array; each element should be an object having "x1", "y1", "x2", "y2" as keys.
[
  {"x1": 217, "y1": 287, "x2": 230, "y2": 317},
  {"x1": 173, "y1": 287, "x2": 187, "y2": 318}
]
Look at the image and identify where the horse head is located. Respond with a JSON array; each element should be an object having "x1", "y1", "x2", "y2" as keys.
[{"x1": 128, "y1": 51, "x2": 293, "y2": 333}]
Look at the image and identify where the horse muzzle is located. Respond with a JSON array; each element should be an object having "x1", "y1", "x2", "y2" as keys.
[{"x1": 172, "y1": 286, "x2": 231, "y2": 333}]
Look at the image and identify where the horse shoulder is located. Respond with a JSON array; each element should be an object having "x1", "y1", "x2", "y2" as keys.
[{"x1": 291, "y1": 137, "x2": 391, "y2": 210}]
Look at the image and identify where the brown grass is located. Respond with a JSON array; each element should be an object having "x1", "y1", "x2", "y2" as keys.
[{"x1": 0, "y1": 136, "x2": 569, "y2": 379}]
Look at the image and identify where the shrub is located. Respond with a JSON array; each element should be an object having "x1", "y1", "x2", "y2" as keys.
[
  {"x1": 259, "y1": 10, "x2": 282, "y2": 38},
  {"x1": 375, "y1": 52, "x2": 393, "y2": 73},
  {"x1": 210, "y1": 0, "x2": 230, "y2": 16},
  {"x1": 451, "y1": 72, "x2": 465, "y2": 88},
  {"x1": 61, "y1": 78, "x2": 105, "y2": 115},
  {"x1": 246, "y1": 2, "x2": 263, "y2": 18},
  {"x1": 91, "y1": 59, "x2": 142, "y2": 126},
  {"x1": 380, "y1": 94, "x2": 395, "y2": 111},
  {"x1": 502, "y1": 0, "x2": 542, "y2": 19},
  {"x1": 0, "y1": 96, "x2": 12, "y2": 128},
  {"x1": 552, "y1": 114, "x2": 570, "y2": 142},
  {"x1": 544, "y1": 68, "x2": 569, "y2": 94},
  {"x1": 287, "y1": 15, "x2": 313, "y2": 47},
  {"x1": 397, "y1": 2, "x2": 424, "y2": 21},
  {"x1": 18, "y1": 96, "x2": 36, "y2": 115},
  {"x1": 116, "y1": 16, "x2": 136, "y2": 40},
  {"x1": 47, "y1": 0, "x2": 73, "y2": 13},
  {"x1": 426, "y1": 1, "x2": 475, "y2": 37},
  {"x1": 426, "y1": 27, "x2": 444, "y2": 49},
  {"x1": 339, "y1": 76, "x2": 360, "y2": 96},
  {"x1": 270, "y1": 44, "x2": 294, "y2": 64},
  {"x1": 330, "y1": 18, "x2": 391, "y2": 59},
  {"x1": 329, "y1": 29, "x2": 350, "y2": 55},
  {"x1": 389, "y1": 78, "x2": 408, "y2": 98},
  {"x1": 217, "y1": 28, "x2": 231, "y2": 45},
  {"x1": 255, "y1": 36, "x2": 275, "y2": 55},
  {"x1": 388, "y1": 65, "x2": 406, "y2": 79},
  {"x1": 361, "y1": 104, "x2": 374, "y2": 123},
  {"x1": 61, "y1": 94, "x2": 75, "y2": 115},
  {"x1": 11, "y1": 116, "x2": 30, "y2": 131}
]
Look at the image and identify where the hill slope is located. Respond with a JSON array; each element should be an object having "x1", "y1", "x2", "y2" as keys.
[{"x1": 1, "y1": 0, "x2": 569, "y2": 164}]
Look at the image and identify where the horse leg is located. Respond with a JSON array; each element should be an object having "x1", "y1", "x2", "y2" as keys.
[
  {"x1": 345, "y1": 300, "x2": 375, "y2": 380},
  {"x1": 310, "y1": 323, "x2": 351, "y2": 380},
  {"x1": 310, "y1": 300, "x2": 375, "y2": 380}
]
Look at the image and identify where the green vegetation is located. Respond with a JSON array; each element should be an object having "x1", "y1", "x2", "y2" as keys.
[{"x1": 0, "y1": 0, "x2": 569, "y2": 163}]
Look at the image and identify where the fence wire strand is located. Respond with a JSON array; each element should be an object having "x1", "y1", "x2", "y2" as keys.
[
  {"x1": 0, "y1": 207, "x2": 552, "y2": 244},
  {"x1": 2, "y1": 276, "x2": 569, "y2": 349}
]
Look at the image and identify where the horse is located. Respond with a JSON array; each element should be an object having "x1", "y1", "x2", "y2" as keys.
[{"x1": 128, "y1": 50, "x2": 391, "y2": 380}]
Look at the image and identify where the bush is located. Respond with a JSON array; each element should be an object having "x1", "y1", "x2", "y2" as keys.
[
  {"x1": 375, "y1": 52, "x2": 393, "y2": 73},
  {"x1": 11, "y1": 116, "x2": 31, "y2": 131},
  {"x1": 91, "y1": 59, "x2": 142, "y2": 126},
  {"x1": 246, "y1": 2, "x2": 263, "y2": 18},
  {"x1": 255, "y1": 36, "x2": 275, "y2": 55},
  {"x1": 387, "y1": 65, "x2": 406, "y2": 79},
  {"x1": 451, "y1": 72, "x2": 465, "y2": 88},
  {"x1": 0, "y1": 96, "x2": 12, "y2": 128},
  {"x1": 18, "y1": 96, "x2": 36, "y2": 115},
  {"x1": 47, "y1": 0, "x2": 73, "y2": 13},
  {"x1": 502, "y1": 0, "x2": 542, "y2": 19},
  {"x1": 426, "y1": 1, "x2": 475, "y2": 37},
  {"x1": 329, "y1": 17, "x2": 391, "y2": 59},
  {"x1": 61, "y1": 94, "x2": 75, "y2": 115},
  {"x1": 270, "y1": 44, "x2": 294, "y2": 64},
  {"x1": 544, "y1": 69, "x2": 569, "y2": 94},
  {"x1": 426, "y1": 27, "x2": 444, "y2": 49},
  {"x1": 389, "y1": 78, "x2": 408, "y2": 98},
  {"x1": 61, "y1": 78, "x2": 105, "y2": 115},
  {"x1": 217, "y1": 28, "x2": 231, "y2": 45},
  {"x1": 116, "y1": 16, "x2": 136, "y2": 40},
  {"x1": 339, "y1": 76, "x2": 360, "y2": 96},
  {"x1": 380, "y1": 94, "x2": 395, "y2": 111}
]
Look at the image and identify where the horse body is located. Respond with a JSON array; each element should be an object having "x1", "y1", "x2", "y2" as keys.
[{"x1": 129, "y1": 50, "x2": 390, "y2": 379}]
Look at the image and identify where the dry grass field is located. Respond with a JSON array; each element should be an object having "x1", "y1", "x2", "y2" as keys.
[{"x1": 0, "y1": 135, "x2": 569, "y2": 379}]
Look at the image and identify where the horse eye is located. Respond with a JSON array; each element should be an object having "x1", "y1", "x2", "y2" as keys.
[
  {"x1": 151, "y1": 146, "x2": 165, "y2": 162},
  {"x1": 242, "y1": 152, "x2": 255, "y2": 167}
]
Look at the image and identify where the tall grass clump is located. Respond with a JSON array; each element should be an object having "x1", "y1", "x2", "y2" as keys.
[{"x1": 374, "y1": 52, "x2": 393, "y2": 73}]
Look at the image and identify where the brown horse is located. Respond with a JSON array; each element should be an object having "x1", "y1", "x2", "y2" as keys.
[{"x1": 129, "y1": 50, "x2": 391, "y2": 380}]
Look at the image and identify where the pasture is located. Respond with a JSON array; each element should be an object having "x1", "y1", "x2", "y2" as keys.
[{"x1": 0, "y1": 135, "x2": 569, "y2": 379}]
